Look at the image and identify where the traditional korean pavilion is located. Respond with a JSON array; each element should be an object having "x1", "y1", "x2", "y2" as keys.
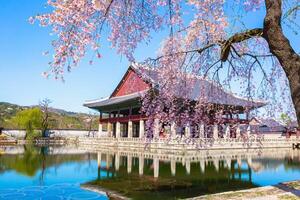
[{"x1": 84, "y1": 63, "x2": 266, "y2": 138}]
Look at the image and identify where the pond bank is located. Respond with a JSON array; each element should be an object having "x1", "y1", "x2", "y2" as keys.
[
  {"x1": 83, "y1": 180, "x2": 300, "y2": 200},
  {"x1": 188, "y1": 180, "x2": 300, "y2": 200}
]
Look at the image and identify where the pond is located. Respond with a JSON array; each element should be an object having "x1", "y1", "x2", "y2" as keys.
[{"x1": 0, "y1": 145, "x2": 300, "y2": 199}]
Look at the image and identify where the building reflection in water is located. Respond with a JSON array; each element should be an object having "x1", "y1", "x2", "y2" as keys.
[
  {"x1": 1, "y1": 145, "x2": 296, "y2": 200},
  {"x1": 99, "y1": 150, "x2": 300, "y2": 187},
  {"x1": 95, "y1": 149, "x2": 282, "y2": 180},
  {"x1": 91, "y1": 148, "x2": 300, "y2": 199}
]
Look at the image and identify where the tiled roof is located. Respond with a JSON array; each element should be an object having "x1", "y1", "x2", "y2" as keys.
[
  {"x1": 84, "y1": 63, "x2": 266, "y2": 109},
  {"x1": 132, "y1": 63, "x2": 266, "y2": 108}
]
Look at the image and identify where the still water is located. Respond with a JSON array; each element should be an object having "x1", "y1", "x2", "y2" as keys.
[{"x1": 0, "y1": 145, "x2": 300, "y2": 199}]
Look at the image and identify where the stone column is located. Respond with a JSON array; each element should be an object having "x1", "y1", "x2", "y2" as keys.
[
  {"x1": 171, "y1": 159, "x2": 176, "y2": 176},
  {"x1": 115, "y1": 152, "x2": 120, "y2": 171},
  {"x1": 247, "y1": 155, "x2": 252, "y2": 168},
  {"x1": 139, "y1": 120, "x2": 144, "y2": 138},
  {"x1": 106, "y1": 153, "x2": 110, "y2": 169},
  {"x1": 107, "y1": 122, "x2": 112, "y2": 137},
  {"x1": 185, "y1": 159, "x2": 191, "y2": 175},
  {"x1": 213, "y1": 124, "x2": 219, "y2": 139},
  {"x1": 225, "y1": 125, "x2": 231, "y2": 139},
  {"x1": 97, "y1": 152, "x2": 102, "y2": 169},
  {"x1": 98, "y1": 123, "x2": 103, "y2": 137},
  {"x1": 200, "y1": 159, "x2": 205, "y2": 173},
  {"x1": 127, "y1": 155, "x2": 132, "y2": 173},
  {"x1": 213, "y1": 158, "x2": 219, "y2": 171},
  {"x1": 236, "y1": 124, "x2": 241, "y2": 139},
  {"x1": 153, "y1": 156, "x2": 159, "y2": 178},
  {"x1": 226, "y1": 158, "x2": 231, "y2": 169},
  {"x1": 199, "y1": 123, "x2": 205, "y2": 138},
  {"x1": 128, "y1": 121, "x2": 133, "y2": 138},
  {"x1": 171, "y1": 122, "x2": 177, "y2": 138},
  {"x1": 139, "y1": 155, "x2": 144, "y2": 175},
  {"x1": 246, "y1": 125, "x2": 251, "y2": 137},
  {"x1": 116, "y1": 122, "x2": 121, "y2": 138},
  {"x1": 237, "y1": 157, "x2": 242, "y2": 168},
  {"x1": 185, "y1": 123, "x2": 191, "y2": 138},
  {"x1": 154, "y1": 119, "x2": 160, "y2": 139}
]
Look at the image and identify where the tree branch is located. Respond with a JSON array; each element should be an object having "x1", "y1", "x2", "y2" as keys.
[{"x1": 220, "y1": 28, "x2": 263, "y2": 61}]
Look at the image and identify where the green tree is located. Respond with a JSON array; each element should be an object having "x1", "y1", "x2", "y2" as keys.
[
  {"x1": 12, "y1": 108, "x2": 42, "y2": 139},
  {"x1": 280, "y1": 113, "x2": 292, "y2": 128},
  {"x1": 39, "y1": 98, "x2": 52, "y2": 137}
]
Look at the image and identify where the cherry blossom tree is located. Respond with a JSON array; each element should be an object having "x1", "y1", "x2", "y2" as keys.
[{"x1": 31, "y1": 0, "x2": 300, "y2": 130}]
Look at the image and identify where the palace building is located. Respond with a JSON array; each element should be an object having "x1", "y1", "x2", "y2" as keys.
[{"x1": 84, "y1": 63, "x2": 266, "y2": 139}]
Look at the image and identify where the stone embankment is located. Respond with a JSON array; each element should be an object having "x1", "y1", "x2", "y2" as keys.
[
  {"x1": 34, "y1": 137, "x2": 78, "y2": 146},
  {"x1": 78, "y1": 136, "x2": 300, "y2": 150},
  {"x1": 188, "y1": 180, "x2": 300, "y2": 200},
  {"x1": 0, "y1": 134, "x2": 17, "y2": 145}
]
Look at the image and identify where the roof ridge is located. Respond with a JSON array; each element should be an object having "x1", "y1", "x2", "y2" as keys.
[{"x1": 132, "y1": 62, "x2": 267, "y2": 104}]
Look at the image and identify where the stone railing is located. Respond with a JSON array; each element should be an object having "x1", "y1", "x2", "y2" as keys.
[{"x1": 78, "y1": 135, "x2": 300, "y2": 150}]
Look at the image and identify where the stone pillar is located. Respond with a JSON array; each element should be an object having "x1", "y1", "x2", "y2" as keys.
[
  {"x1": 171, "y1": 122, "x2": 177, "y2": 138},
  {"x1": 213, "y1": 158, "x2": 219, "y2": 171},
  {"x1": 98, "y1": 123, "x2": 103, "y2": 137},
  {"x1": 200, "y1": 159, "x2": 205, "y2": 173},
  {"x1": 127, "y1": 155, "x2": 132, "y2": 173},
  {"x1": 116, "y1": 122, "x2": 121, "y2": 138},
  {"x1": 107, "y1": 122, "x2": 112, "y2": 137},
  {"x1": 128, "y1": 121, "x2": 133, "y2": 138},
  {"x1": 185, "y1": 159, "x2": 191, "y2": 175},
  {"x1": 237, "y1": 157, "x2": 242, "y2": 168},
  {"x1": 185, "y1": 124, "x2": 191, "y2": 138},
  {"x1": 181, "y1": 156, "x2": 185, "y2": 166},
  {"x1": 226, "y1": 158, "x2": 231, "y2": 169},
  {"x1": 115, "y1": 152, "x2": 120, "y2": 171},
  {"x1": 236, "y1": 124, "x2": 241, "y2": 139},
  {"x1": 171, "y1": 159, "x2": 176, "y2": 176},
  {"x1": 154, "y1": 156, "x2": 159, "y2": 178},
  {"x1": 97, "y1": 152, "x2": 102, "y2": 169},
  {"x1": 199, "y1": 123, "x2": 205, "y2": 138},
  {"x1": 213, "y1": 124, "x2": 219, "y2": 139},
  {"x1": 247, "y1": 125, "x2": 251, "y2": 137},
  {"x1": 106, "y1": 153, "x2": 110, "y2": 169},
  {"x1": 225, "y1": 125, "x2": 231, "y2": 139},
  {"x1": 139, "y1": 120, "x2": 144, "y2": 138},
  {"x1": 154, "y1": 119, "x2": 160, "y2": 138},
  {"x1": 139, "y1": 155, "x2": 144, "y2": 175},
  {"x1": 247, "y1": 155, "x2": 252, "y2": 168}
]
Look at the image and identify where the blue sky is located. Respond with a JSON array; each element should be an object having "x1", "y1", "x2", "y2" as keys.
[
  {"x1": 0, "y1": 1, "x2": 298, "y2": 113},
  {"x1": 0, "y1": 0, "x2": 163, "y2": 113}
]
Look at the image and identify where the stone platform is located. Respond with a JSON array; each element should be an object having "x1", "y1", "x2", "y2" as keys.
[{"x1": 188, "y1": 180, "x2": 300, "y2": 200}]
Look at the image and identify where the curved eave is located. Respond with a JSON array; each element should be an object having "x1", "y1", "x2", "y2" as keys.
[{"x1": 83, "y1": 92, "x2": 143, "y2": 112}]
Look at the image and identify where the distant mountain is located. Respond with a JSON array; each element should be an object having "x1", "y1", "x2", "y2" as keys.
[
  {"x1": 0, "y1": 102, "x2": 99, "y2": 130},
  {"x1": 46, "y1": 107, "x2": 78, "y2": 116}
]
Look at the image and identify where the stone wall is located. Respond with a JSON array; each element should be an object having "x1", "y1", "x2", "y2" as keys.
[
  {"x1": 2, "y1": 130, "x2": 26, "y2": 139},
  {"x1": 78, "y1": 136, "x2": 300, "y2": 150},
  {"x1": 2, "y1": 129, "x2": 99, "y2": 139}
]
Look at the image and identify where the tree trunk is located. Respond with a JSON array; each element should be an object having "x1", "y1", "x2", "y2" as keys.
[{"x1": 263, "y1": 0, "x2": 300, "y2": 126}]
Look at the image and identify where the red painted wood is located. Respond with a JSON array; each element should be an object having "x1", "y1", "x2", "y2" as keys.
[
  {"x1": 100, "y1": 115, "x2": 248, "y2": 124},
  {"x1": 112, "y1": 69, "x2": 150, "y2": 97},
  {"x1": 100, "y1": 114, "x2": 148, "y2": 123}
]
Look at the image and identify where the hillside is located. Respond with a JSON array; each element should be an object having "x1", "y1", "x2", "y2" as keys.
[{"x1": 0, "y1": 102, "x2": 99, "y2": 130}]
